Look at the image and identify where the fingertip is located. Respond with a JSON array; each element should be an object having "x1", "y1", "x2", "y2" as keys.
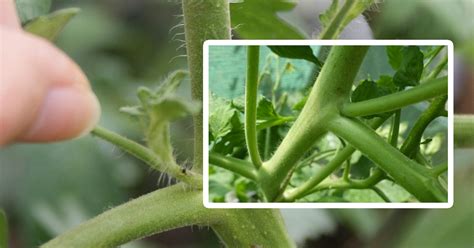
[{"x1": 19, "y1": 86, "x2": 101, "y2": 142}]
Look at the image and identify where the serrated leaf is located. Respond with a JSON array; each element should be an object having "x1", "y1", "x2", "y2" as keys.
[
  {"x1": 230, "y1": 0, "x2": 306, "y2": 39},
  {"x1": 268, "y1": 46, "x2": 322, "y2": 66},
  {"x1": 0, "y1": 209, "x2": 7, "y2": 248},
  {"x1": 15, "y1": 0, "x2": 52, "y2": 23},
  {"x1": 151, "y1": 97, "x2": 201, "y2": 121},
  {"x1": 122, "y1": 71, "x2": 195, "y2": 161},
  {"x1": 24, "y1": 8, "x2": 79, "y2": 41},
  {"x1": 210, "y1": 94, "x2": 237, "y2": 140},
  {"x1": 393, "y1": 46, "x2": 424, "y2": 87},
  {"x1": 386, "y1": 46, "x2": 403, "y2": 70}
]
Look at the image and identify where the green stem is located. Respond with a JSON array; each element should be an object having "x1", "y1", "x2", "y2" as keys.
[
  {"x1": 400, "y1": 96, "x2": 447, "y2": 158},
  {"x1": 425, "y1": 54, "x2": 448, "y2": 82},
  {"x1": 245, "y1": 46, "x2": 263, "y2": 169},
  {"x1": 209, "y1": 152, "x2": 258, "y2": 180},
  {"x1": 341, "y1": 76, "x2": 447, "y2": 117},
  {"x1": 182, "y1": 2, "x2": 295, "y2": 246},
  {"x1": 342, "y1": 159, "x2": 352, "y2": 182},
  {"x1": 297, "y1": 149, "x2": 337, "y2": 169},
  {"x1": 454, "y1": 115, "x2": 474, "y2": 147},
  {"x1": 327, "y1": 116, "x2": 446, "y2": 202},
  {"x1": 182, "y1": 0, "x2": 231, "y2": 173},
  {"x1": 423, "y1": 46, "x2": 443, "y2": 72},
  {"x1": 431, "y1": 163, "x2": 448, "y2": 176},
  {"x1": 415, "y1": 151, "x2": 431, "y2": 167},
  {"x1": 91, "y1": 126, "x2": 202, "y2": 188},
  {"x1": 42, "y1": 184, "x2": 214, "y2": 247},
  {"x1": 319, "y1": 0, "x2": 374, "y2": 39},
  {"x1": 282, "y1": 117, "x2": 387, "y2": 202},
  {"x1": 260, "y1": 46, "x2": 369, "y2": 201},
  {"x1": 388, "y1": 109, "x2": 401, "y2": 147},
  {"x1": 212, "y1": 210, "x2": 295, "y2": 248},
  {"x1": 372, "y1": 186, "x2": 391, "y2": 203},
  {"x1": 306, "y1": 169, "x2": 385, "y2": 196}
]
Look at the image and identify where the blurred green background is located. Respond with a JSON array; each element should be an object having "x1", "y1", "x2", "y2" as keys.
[{"x1": 1, "y1": 0, "x2": 473, "y2": 247}]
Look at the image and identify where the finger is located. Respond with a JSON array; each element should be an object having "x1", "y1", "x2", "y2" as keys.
[
  {"x1": 0, "y1": 0, "x2": 21, "y2": 29},
  {"x1": 0, "y1": 29, "x2": 101, "y2": 146}
]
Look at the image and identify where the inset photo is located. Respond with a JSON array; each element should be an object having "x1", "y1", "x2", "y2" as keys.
[{"x1": 203, "y1": 40, "x2": 453, "y2": 208}]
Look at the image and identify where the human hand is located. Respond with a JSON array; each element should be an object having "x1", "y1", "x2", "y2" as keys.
[{"x1": 0, "y1": 0, "x2": 100, "y2": 146}]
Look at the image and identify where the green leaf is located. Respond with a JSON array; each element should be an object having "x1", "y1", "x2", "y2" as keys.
[
  {"x1": 230, "y1": 0, "x2": 306, "y2": 39},
  {"x1": 121, "y1": 70, "x2": 198, "y2": 161},
  {"x1": 255, "y1": 97, "x2": 294, "y2": 130},
  {"x1": 15, "y1": 0, "x2": 52, "y2": 23},
  {"x1": 0, "y1": 210, "x2": 7, "y2": 248},
  {"x1": 393, "y1": 46, "x2": 424, "y2": 87},
  {"x1": 24, "y1": 8, "x2": 79, "y2": 41},
  {"x1": 209, "y1": 94, "x2": 238, "y2": 140},
  {"x1": 351, "y1": 80, "x2": 381, "y2": 103},
  {"x1": 386, "y1": 46, "x2": 403, "y2": 70},
  {"x1": 268, "y1": 46, "x2": 323, "y2": 66},
  {"x1": 231, "y1": 95, "x2": 294, "y2": 130},
  {"x1": 209, "y1": 95, "x2": 245, "y2": 155}
]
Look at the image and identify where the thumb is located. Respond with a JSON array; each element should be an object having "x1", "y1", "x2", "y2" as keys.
[{"x1": 0, "y1": 29, "x2": 101, "y2": 146}]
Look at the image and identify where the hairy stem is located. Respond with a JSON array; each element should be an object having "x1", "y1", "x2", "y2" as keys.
[
  {"x1": 182, "y1": 0, "x2": 231, "y2": 173},
  {"x1": 212, "y1": 210, "x2": 295, "y2": 248},
  {"x1": 341, "y1": 76, "x2": 447, "y2": 117},
  {"x1": 209, "y1": 152, "x2": 258, "y2": 180},
  {"x1": 42, "y1": 184, "x2": 214, "y2": 247},
  {"x1": 259, "y1": 46, "x2": 369, "y2": 201},
  {"x1": 328, "y1": 116, "x2": 447, "y2": 202},
  {"x1": 245, "y1": 46, "x2": 263, "y2": 168},
  {"x1": 182, "y1": 1, "x2": 294, "y2": 246},
  {"x1": 91, "y1": 126, "x2": 202, "y2": 188}
]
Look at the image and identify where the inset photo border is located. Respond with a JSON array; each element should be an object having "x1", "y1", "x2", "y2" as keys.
[{"x1": 203, "y1": 40, "x2": 453, "y2": 209}]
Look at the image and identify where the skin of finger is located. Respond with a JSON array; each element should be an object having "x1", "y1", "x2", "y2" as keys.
[
  {"x1": 0, "y1": 0, "x2": 21, "y2": 29},
  {"x1": 0, "y1": 28, "x2": 98, "y2": 145}
]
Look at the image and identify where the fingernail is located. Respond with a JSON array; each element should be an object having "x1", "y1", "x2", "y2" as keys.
[{"x1": 24, "y1": 86, "x2": 101, "y2": 141}]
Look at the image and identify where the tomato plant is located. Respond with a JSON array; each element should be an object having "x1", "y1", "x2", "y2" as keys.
[{"x1": 1, "y1": 0, "x2": 472, "y2": 247}]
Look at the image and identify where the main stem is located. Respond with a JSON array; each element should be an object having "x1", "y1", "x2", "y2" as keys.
[
  {"x1": 259, "y1": 46, "x2": 369, "y2": 201},
  {"x1": 43, "y1": 184, "x2": 214, "y2": 247},
  {"x1": 183, "y1": 1, "x2": 295, "y2": 247},
  {"x1": 182, "y1": 0, "x2": 231, "y2": 173}
]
